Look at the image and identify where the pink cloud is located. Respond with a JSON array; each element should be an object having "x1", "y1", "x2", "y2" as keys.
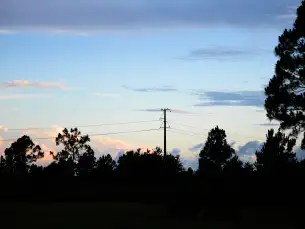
[
  {"x1": 40, "y1": 125, "x2": 64, "y2": 138},
  {"x1": 1, "y1": 125, "x2": 154, "y2": 165},
  {"x1": 19, "y1": 125, "x2": 63, "y2": 138},
  {"x1": 92, "y1": 137, "x2": 134, "y2": 152},
  {"x1": 0, "y1": 137, "x2": 11, "y2": 155},
  {"x1": 250, "y1": 155, "x2": 257, "y2": 161},
  {"x1": 35, "y1": 143, "x2": 56, "y2": 166},
  {"x1": 90, "y1": 136, "x2": 153, "y2": 158},
  {"x1": 0, "y1": 125, "x2": 8, "y2": 132},
  {"x1": 0, "y1": 94, "x2": 53, "y2": 100},
  {"x1": 3, "y1": 80, "x2": 71, "y2": 90},
  {"x1": 0, "y1": 107, "x2": 21, "y2": 111},
  {"x1": 0, "y1": 137, "x2": 4, "y2": 154}
]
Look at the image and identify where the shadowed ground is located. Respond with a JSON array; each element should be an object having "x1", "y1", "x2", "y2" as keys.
[{"x1": 0, "y1": 202, "x2": 300, "y2": 229}]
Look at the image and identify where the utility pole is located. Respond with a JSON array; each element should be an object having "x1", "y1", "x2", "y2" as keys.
[{"x1": 161, "y1": 108, "x2": 171, "y2": 158}]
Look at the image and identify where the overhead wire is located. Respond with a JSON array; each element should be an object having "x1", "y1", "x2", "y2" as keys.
[
  {"x1": 168, "y1": 129, "x2": 206, "y2": 138},
  {"x1": 169, "y1": 127, "x2": 207, "y2": 137},
  {"x1": 5, "y1": 120, "x2": 160, "y2": 131},
  {"x1": 1, "y1": 114, "x2": 267, "y2": 145},
  {"x1": 169, "y1": 121, "x2": 265, "y2": 141},
  {"x1": 0, "y1": 128, "x2": 161, "y2": 142}
]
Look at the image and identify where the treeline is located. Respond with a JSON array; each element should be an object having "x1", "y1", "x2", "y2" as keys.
[
  {"x1": 0, "y1": 128, "x2": 186, "y2": 183},
  {"x1": 0, "y1": 126, "x2": 305, "y2": 222},
  {"x1": 1, "y1": 126, "x2": 304, "y2": 182}
]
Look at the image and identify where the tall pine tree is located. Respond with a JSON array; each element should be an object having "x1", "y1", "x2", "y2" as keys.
[
  {"x1": 265, "y1": 1, "x2": 305, "y2": 148},
  {"x1": 199, "y1": 126, "x2": 235, "y2": 173}
]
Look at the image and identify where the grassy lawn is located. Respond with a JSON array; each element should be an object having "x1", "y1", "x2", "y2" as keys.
[{"x1": 0, "y1": 202, "x2": 299, "y2": 229}]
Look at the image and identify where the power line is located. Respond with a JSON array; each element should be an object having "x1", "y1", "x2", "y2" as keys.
[
  {"x1": 168, "y1": 129, "x2": 206, "y2": 138},
  {"x1": 170, "y1": 128, "x2": 207, "y2": 137},
  {"x1": 89, "y1": 128, "x2": 161, "y2": 137},
  {"x1": 169, "y1": 129, "x2": 264, "y2": 149},
  {"x1": 5, "y1": 120, "x2": 159, "y2": 131},
  {"x1": 169, "y1": 128, "x2": 264, "y2": 144},
  {"x1": 169, "y1": 122, "x2": 264, "y2": 141},
  {"x1": 169, "y1": 121, "x2": 210, "y2": 130},
  {"x1": 0, "y1": 128, "x2": 161, "y2": 142}
]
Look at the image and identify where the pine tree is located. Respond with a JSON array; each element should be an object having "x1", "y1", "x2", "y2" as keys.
[
  {"x1": 199, "y1": 126, "x2": 235, "y2": 173},
  {"x1": 265, "y1": 1, "x2": 305, "y2": 148}
]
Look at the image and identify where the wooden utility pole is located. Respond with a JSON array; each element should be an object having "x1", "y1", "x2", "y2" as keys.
[{"x1": 161, "y1": 108, "x2": 171, "y2": 158}]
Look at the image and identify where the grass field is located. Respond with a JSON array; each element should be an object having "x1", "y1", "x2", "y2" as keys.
[{"x1": 0, "y1": 202, "x2": 300, "y2": 229}]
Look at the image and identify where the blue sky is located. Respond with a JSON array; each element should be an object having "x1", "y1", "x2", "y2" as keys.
[{"x1": 0, "y1": 0, "x2": 303, "y2": 167}]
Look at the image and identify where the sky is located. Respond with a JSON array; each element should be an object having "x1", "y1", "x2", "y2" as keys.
[{"x1": 0, "y1": 0, "x2": 303, "y2": 168}]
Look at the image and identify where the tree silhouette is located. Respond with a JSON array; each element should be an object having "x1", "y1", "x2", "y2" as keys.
[
  {"x1": 223, "y1": 155, "x2": 243, "y2": 176},
  {"x1": 243, "y1": 162, "x2": 254, "y2": 174},
  {"x1": 115, "y1": 147, "x2": 183, "y2": 183},
  {"x1": 77, "y1": 150, "x2": 96, "y2": 177},
  {"x1": 116, "y1": 150, "x2": 142, "y2": 181},
  {"x1": 51, "y1": 128, "x2": 94, "y2": 177},
  {"x1": 4, "y1": 135, "x2": 44, "y2": 175},
  {"x1": 255, "y1": 129, "x2": 297, "y2": 174},
  {"x1": 53, "y1": 128, "x2": 93, "y2": 162},
  {"x1": 29, "y1": 164, "x2": 44, "y2": 178},
  {"x1": 0, "y1": 155, "x2": 6, "y2": 176},
  {"x1": 94, "y1": 154, "x2": 116, "y2": 181},
  {"x1": 265, "y1": 1, "x2": 305, "y2": 148},
  {"x1": 199, "y1": 126, "x2": 235, "y2": 173},
  {"x1": 164, "y1": 154, "x2": 183, "y2": 178}
]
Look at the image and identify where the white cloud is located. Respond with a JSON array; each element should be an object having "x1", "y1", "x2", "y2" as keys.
[
  {"x1": 182, "y1": 153, "x2": 199, "y2": 170},
  {"x1": 169, "y1": 148, "x2": 181, "y2": 156},
  {"x1": 189, "y1": 143, "x2": 204, "y2": 152}
]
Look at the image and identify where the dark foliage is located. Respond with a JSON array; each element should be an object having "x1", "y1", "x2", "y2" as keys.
[
  {"x1": 3, "y1": 135, "x2": 44, "y2": 175},
  {"x1": 265, "y1": 1, "x2": 305, "y2": 148},
  {"x1": 198, "y1": 126, "x2": 235, "y2": 174},
  {"x1": 54, "y1": 128, "x2": 93, "y2": 161},
  {"x1": 93, "y1": 154, "x2": 116, "y2": 181},
  {"x1": 255, "y1": 129, "x2": 297, "y2": 175}
]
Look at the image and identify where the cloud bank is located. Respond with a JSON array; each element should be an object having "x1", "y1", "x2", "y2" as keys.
[
  {"x1": 0, "y1": 0, "x2": 297, "y2": 33},
  {"x1": 136, "y1": 108, "x2": 192, "y2": 114},
  {"x1": 189, "y1": 143, "x2": 204, "y2": 152},
  {"x1": 169, "y1": 148, "x2": 181, "y2": 156},
  {"x1": 254, "y1": 123, "x2": 280, "y2": 127},
  {"x1": 123, "y1": 85, "x2": 177, "y2": 93},
  {"x1": 181, "y1": 47, "x2": 271, "y2": 61},
  {"x1": 194, "y1": 90, "x2": 265, "y2": 107},
  {"x1": 237, "y1": 141, "x2": 263, "y2": 162}
]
